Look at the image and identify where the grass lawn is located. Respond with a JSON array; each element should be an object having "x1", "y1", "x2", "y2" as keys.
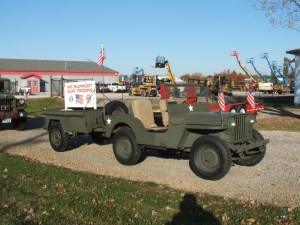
[{"x1": 1, "y1": 154, "x2": 299, "y2": 225}]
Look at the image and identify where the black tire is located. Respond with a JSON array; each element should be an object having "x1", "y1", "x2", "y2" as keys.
[
  {"x1": 90, "y1": 132, "x2": 105, "y2": 145},
  {"x1": 189, "y1": 135, "x2": 232, "y2": 181},
  {"x1": 49, "y1": 122, "x2": 69, "y2": 152},
  {"x1": 12, "y1": 117, "x2": 27, "y2": 131},
  {"x1": 234, "y1": 129, "x2": 266, "y2": 167},
  {"x1": 105, "y1": 100, "x2": 128, "y2": 115},
  {"x1": 237, "y1": 105, "x2": 246, "y2": 114},
  {"x1": 141, "y1": 90, "x2": 146, "y2": 97},
  {"x1": 113, "y1": 127, "x2": 142, "y2": 165},
  {"x1": 229, "y1": 107, "x2": 237, "y2": 113}
]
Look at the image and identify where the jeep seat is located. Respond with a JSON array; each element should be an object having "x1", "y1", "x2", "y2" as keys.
[
  {"x1": 131, "y1": 99, "x2": 158, "y2": 129},
  {"x1": 159, "y1": 99, "x2": 169, "y2": 127}
]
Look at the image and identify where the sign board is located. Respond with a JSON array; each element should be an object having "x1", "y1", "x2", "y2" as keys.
[{"x1": 64, "y1": 81, "x2": 97, "y2": 109}]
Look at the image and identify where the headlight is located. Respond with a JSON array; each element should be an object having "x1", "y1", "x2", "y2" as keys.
[
  {"x1": 230, "y1": 122, "x2": 236, "y2": 127},
  {"x1": 249, "y1": 119, "x2": 255, "y2": 123},
  {"x1": 18, "y1": 99, "x2": 25, "y2": 105}
]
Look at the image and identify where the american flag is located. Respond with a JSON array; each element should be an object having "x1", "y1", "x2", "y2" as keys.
[
  {"x1": 97, "y1": 43, "x2": 106, "y2": 66},
  {"x1": 75, "y1": 94, "x2": 84, "y2": 104},
  {"x1": 218, "y1": 80, "x2": 226, "y2": 112},
  {"x1": 247, "y1": 82, "x2": 256, "y2": 109}
]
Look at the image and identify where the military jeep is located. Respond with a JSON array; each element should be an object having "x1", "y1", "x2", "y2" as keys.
[
  {"x1": 104, "y1": 83, "x2": 269, "y2": 180},
  {"x1": 0, "y1": 78, "x2": 27, "y2": 130}
]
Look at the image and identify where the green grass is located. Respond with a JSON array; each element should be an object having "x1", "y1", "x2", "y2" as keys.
[
  {"x1": 26, "y1": 97, "x2": 64, "y2": 116},
  {"x1": 0, "y1": 153, "x2": 299, "y2": 225}
]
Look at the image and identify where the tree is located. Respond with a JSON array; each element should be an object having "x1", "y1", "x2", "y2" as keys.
[
  {"x1": 179, "y1": 73, "x2": 203, "y2": 82},
  {"x1": 254, "y1": 0, "x2": 300, "y2": 30}
]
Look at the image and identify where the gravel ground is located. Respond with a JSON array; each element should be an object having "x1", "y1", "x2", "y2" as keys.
[{"x1": 1, "y1": 115, "x2": 300, "y2": 208}]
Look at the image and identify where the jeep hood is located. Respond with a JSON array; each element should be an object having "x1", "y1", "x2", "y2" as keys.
[{"x1": 170, "y1": 112, "x2": 229, "y2": 126}]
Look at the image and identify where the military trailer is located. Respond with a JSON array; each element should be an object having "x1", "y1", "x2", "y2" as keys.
[
  {"x1": 43, "y1": 83, "x2": 269, "y2": 180},
  {"x1": 0, "y1": 78, "x2": 27, "y2": 130}
]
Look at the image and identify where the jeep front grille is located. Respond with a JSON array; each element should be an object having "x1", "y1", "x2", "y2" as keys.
[
  {"x1": 0, "y1": 98, "x2": 13, "y2": 111},
  {"x1": 233, "y1": 115, "x2": 249, "y2": 142}
]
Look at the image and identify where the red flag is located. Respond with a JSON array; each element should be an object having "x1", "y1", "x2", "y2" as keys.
[
  {"x1": 218, "y1": 80, "x2": 226, "y2": 112},
  {"x1": 97, "y1": 43, "x2": 106, "y2": 66},
  {"x1": 247, "y1": 82, "x2": 256, "y2": 109}
]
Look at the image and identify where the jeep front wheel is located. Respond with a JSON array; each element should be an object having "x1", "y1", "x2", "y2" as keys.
[
  {"x1": 189, "y1": 135, "x2": 232, "y2": 181},
  {"x1": 49, "y1": 122, "x2": 69, "y2": 152},
  {"x1": 113, "y1": 127, "x2": 142, "y2": 165}
]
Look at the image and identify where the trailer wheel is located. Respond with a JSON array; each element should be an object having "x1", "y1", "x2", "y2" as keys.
[
  {"x1": 237, "y1": 105, "x2": 246, "y2": 114},
  {"x1": 49, "y1": 122, "x2": 69, "y2": 152},
  {"x1": 229, "y1": 107, "x2": 237, "y2": 113},
  {"x1": 12, "y1": 117, "x2": 27, "y2": 131},
  {"x1": 234, "y1": 129, "x2": 266, "y2": 166},
  {"x1": 113, "y1": 127, "x2": 142, "y2": 165},
  {"x1": 105, "y1": 100, "x2": 128, "y2": 115},
  {"x1": 189, "y1": 135, "x2": 232, "y2": 180}
]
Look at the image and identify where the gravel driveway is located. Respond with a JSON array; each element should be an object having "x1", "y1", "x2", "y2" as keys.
[{"x1": 1, "y1": 117, "x2": 299, "y2": 207}]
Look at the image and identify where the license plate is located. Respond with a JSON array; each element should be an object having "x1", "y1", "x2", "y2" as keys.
[{"x1": 2, "y1": 118, "x2": 12, "y2": 123}]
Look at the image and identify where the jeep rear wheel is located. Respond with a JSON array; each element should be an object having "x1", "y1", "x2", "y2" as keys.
[
  {"x1": 113, "y1": 127, "x2": 142, "y2": 165},
  {"x1": 49, "y1": 122, "x2": 69, "y2": 152},
  {"x1": 189, "y1": 135, "x2": 232, "y2": 180},
  {"x1": 234, "y1": 129, "x2": 266, "y2": 166}
]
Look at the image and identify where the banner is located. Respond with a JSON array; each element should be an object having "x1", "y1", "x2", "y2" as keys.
[{"x1": 64, "y1": 81, "x2": 97, "y2": 109}]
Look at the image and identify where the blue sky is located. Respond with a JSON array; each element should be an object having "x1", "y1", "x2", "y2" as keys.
[{"x1": 1, "y1": 0, "x2": 299, "y2": 77}]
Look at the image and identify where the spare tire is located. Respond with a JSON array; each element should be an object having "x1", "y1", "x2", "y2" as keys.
[{"x1": 105, "y1": 100, "x2": 128, "y2": 115}]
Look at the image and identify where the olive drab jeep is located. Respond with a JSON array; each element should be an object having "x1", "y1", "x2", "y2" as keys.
[
  {"x1": 0, "y1": 78, "x2": 27, "y2": 130},
  {"x1": 43, "y1": 82, "x2": 269, "y2": 181},
  {"x1": 104, "y1": 83, "x2": 269, "y2": 180}
]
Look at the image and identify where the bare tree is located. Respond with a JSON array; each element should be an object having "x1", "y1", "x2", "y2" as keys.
[{"x1": 254, "y1": 0, "x2": 300, "y2": 30}]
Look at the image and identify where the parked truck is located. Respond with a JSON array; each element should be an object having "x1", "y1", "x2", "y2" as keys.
[
  {"x1": 0, "y1": 78, "x2": 27, "y2": 130},
  {"x1": 43, "y1": 81, "x2": 269, "y2": 181}
]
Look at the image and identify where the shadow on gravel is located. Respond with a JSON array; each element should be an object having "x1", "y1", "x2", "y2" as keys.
[
  {"x1": 63, "y1": 136, "x2": 112, "y2": 152},
  {"x1": 260, "y1": 107, "x2": 300, "y2": 119},
  {"x1": 166, "y1": 193, "x2": 221, "y2": 225},
  {"x1": 0, "y1": 133, "x2": 48, "y2": 153},
  {"x1": 26, "y1": 116, "x2": 45, "y2": 130},
  {"x1": 0, "y1": 116, "x2": 45, "y2": 131},
  {"x1": 141, "y1": 149, "x2": 189, "y2": 163}
]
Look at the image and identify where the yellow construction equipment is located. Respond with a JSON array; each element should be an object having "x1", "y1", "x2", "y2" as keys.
[
  {"x1": 129, "y1": 70, "x2": 158, "y2": 97},
  {"x1": 155, "y1": 56, "x2": 176, "y2": 84}
]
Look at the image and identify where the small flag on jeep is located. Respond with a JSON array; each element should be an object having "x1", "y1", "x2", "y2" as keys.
[{"x1": 218, "y1": 79, "x2": 226, "y2": 112}]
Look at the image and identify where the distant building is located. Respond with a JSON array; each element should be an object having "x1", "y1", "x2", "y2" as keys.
[
  {"x1": 0, "y1": 58, "x2": 119, "y2": 93},
  {"x1": 286, "y1": 48, "x2": 300, "y2": 106}
]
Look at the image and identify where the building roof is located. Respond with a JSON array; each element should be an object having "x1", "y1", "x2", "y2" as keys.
[
  {"x1": 0, "y1": 58, "x2": 118, "y2": 74},
  {"x1": 286, "y1": 48, "x2": 300, "y2": 55}
]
